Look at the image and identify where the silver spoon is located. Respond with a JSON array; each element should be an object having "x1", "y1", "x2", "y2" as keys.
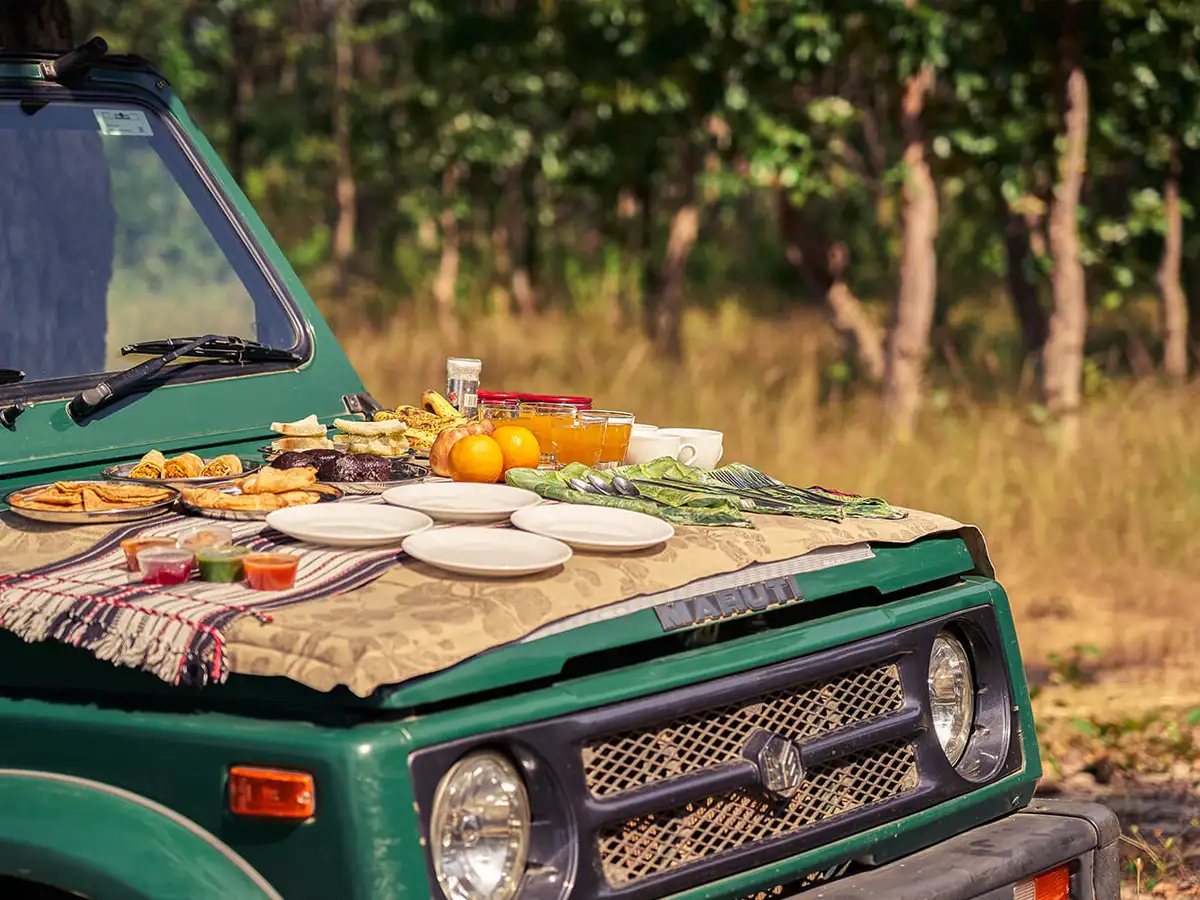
[
  {"x1": 611, "y1": 475, "x2": 641, "y2": 497},
  {"x1": 567, "y1": 477, "x2": 602, "y2": 494},
  {"x1": 586, "y1": 473, "x2": 616, "y2": 494}
]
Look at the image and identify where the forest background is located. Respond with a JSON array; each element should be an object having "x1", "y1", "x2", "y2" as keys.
[{"x1": 5, "y1": 0, "x2": 1200, "y2": 892}]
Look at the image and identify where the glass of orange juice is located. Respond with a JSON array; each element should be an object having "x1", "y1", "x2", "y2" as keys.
[
  {"x1": 589, "y1": 410, "x2": 635, "y2": 468},
  {"x1": 550, "y1": 411, "x2": 608, "y2": 467},
  {"x1": 518, "y1": 402, "x2": 576, "y2": 466}
]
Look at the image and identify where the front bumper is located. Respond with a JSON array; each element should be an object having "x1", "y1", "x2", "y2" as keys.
[{"x1": 802, "y1": 799, "x2": 1120, "y2": 899}]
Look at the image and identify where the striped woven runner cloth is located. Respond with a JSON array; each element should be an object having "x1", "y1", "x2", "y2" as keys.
[{"x1": 0, "y1": 496, "x2": 495, "y2": 687}]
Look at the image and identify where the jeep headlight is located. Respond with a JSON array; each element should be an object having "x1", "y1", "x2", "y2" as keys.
[
  {"x1": 431, "y1": 751, "x2": 530, "y2": 900},
  {"x1": 927, "y1": 631, "x2": 975, "y2": 766}
]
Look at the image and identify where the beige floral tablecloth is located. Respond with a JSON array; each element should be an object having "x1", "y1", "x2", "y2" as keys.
[{"x1": 0, "y1": 508, "x2": 991, "y2": 697}]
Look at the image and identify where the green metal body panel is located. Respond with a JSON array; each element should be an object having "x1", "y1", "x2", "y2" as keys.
[
  {"x1": 0, "y1": 568, "x2": 1041, "y2": 900},
  {"x1": 0, "y1": 770, "x2": 280, "y2": 899},
  {"x1": 0, "y1": 54, "x2": 1055, "y2": 900}
]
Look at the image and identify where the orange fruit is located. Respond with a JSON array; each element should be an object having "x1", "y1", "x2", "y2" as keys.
[
  {"x1": 491, "y1": 425, "x2": 541, "y2": 472},
  {"x1": 448, "y1": 434, "x2": 505, "y2": 483}
]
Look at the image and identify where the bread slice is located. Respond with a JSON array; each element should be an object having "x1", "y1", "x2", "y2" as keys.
[
  {"x1": 332, "y1": 418, "x2": 408, "y2": 437},
  {"x1": 270, "y1": 436, "x2": 335, "y2": 453},
  {"x1": 270, "y1": 414, "x2": 327, "y2": 437},
  {"x1": 332, "y1": 433, "x2": 411, "y2": 456}
]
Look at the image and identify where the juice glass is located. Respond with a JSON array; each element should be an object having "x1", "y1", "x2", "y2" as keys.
[
  {"x1": 517, "y1": 403, "x2": 575, "y2": 465},
  {"x1": 550, "y1": 411, "x2": 608, "y2": 467},
  {"x1": 589, "y1": 410, "x2": 635, "y2": 467}
]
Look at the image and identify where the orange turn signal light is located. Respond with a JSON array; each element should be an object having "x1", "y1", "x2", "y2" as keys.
[
  {"x1": 1012, "y1": 864, "x2": 1070, "y2": 900},
  {"x1": 228, "y1": 765, "x2": 315, "y2": 820}
]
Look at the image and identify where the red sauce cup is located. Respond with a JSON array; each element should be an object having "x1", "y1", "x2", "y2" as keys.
[
  {"x1": 121, "y1": 536, "x2": 180, "y2": 572},
  {"x1": 137, "y1": 548, "x2": 195, "y2": 586},
  {"x1": 243, "y1": 553, "x2": 300, "y2": 591}
]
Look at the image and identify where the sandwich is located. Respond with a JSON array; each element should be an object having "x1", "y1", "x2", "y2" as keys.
[
  {"x1": 331, "y1": 418, "x2": 410, "y2": 457},
  {"x1": 268, "y1": 414, "x2": 334, "y2": 453}
]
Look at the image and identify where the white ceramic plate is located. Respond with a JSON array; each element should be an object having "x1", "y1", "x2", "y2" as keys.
[
  {"x1": 266, "y1": 504, "x2": 434, "y2": 547},
  {"x1": 381, "y1": 482, "x2": 542, "y2": 523},
  {"x1": 510, "y1": 504, "x2": 675, "y2": 552},
  {"x1": 401, "y1": 527, "x2": 572, "y2": 578}
]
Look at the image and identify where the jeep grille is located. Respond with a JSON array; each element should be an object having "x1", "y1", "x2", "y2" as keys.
[{"x1": 582, "y1": 663, "x2": 905, "y2": 799}]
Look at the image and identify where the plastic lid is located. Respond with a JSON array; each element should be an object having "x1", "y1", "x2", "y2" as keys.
[
  {"x1": 195, "y1": 545, "x2": 249, "y2": 562},
  {"x1": 137, "y1": 547, "x2": 194, "y2": 565},
  {"x1": 518, "y1": 393, "x2": 592, "y2": 406},
  {"x1": 477, "y1": 391, "x2": 521, "y2": 401}
]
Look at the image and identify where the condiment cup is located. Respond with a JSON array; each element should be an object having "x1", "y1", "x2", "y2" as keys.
[
  {"x1": 623, "y1": 432, "x2": 698, "y2": 467},
  {"x1": 195, "y1": 546, "x2": 249, "y2": 583},
  {"x1": 657, "y1": 428, "x2": 723, "y2": 469},
  {"x1": 176, "y1": 523, "x2": 234, "y2": 553},
  {"x1": 121, "y1": 535, "x2": 179, "y2": 572},
  {"x1": 243, "y1": 552, "x2": 300, "y2": 591},
  {"x1": 137, "y1": 547, "x2": 195, "y2": 586}
]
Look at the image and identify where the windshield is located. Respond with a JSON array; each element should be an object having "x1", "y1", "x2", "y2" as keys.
[{"x1": 0, "y1": 95, "x2": 300, "y2": 386}]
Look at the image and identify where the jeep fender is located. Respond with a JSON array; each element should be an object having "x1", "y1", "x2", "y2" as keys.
[{"x1": 0, "y1": 769, "x2": 283, "y2": 900}]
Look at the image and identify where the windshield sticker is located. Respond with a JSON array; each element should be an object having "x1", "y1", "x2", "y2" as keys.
[{"x1": 93, "y1": 108, "x2": 153, "y2": 137}]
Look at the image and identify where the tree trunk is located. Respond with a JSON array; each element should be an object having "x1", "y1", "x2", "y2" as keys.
[
  {"x1": 330, "y1": 0, "x2": 357, "y2": 296},
  {"x1": 883, "y1": 62, "x2": 939, "y2": 437},
  {"x1": 1157, "y1": 144, "x2": 1188, "y2": 383},
  {"x1": 777, "y1": 191, "x2": 885, "y2": 383},
  {"x1": 0, "y1": 0, "x2": 72, "y2": 50},
  {"x1": 1041, "y1": 0, "x2": 1090, "y2": 446},
  {"x1": 226, "y1": 8, "x2": 253, "y2": 188},
  {"x1": 504, "y1": 163, "x2": 536, "y2": 316},
  {"x1": 646, "y1": 144, "x2": 700, "y2": 359},
  {"x1": 1002, "y1": 207, "x2": 1048, "y2": 362},
  {"x1": 431, "y1": 164, "x2": 462, "y2": 323},
  {"x1": 0, "y1": 1, "x2": 115, "y2": 382}
]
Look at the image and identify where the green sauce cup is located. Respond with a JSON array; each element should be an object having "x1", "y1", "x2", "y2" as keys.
[{"x1": 195, "y1": 546, "x2": 249, "y2": 584}]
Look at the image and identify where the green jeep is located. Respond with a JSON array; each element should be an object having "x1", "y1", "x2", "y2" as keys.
[{"x1": 0, "y1": 40, "x2": 1119, "y2": 900}]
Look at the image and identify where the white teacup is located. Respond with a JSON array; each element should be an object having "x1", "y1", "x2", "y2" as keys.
[
  {"x1": 657, "y1": 428, "x2": 723, "y2": 469},
  {"x1": 631, "y1": 423, "x2": 660, "y2": 435},
  {"x1": 623, "y1": 431, "x2": 697, "y2": 466}
]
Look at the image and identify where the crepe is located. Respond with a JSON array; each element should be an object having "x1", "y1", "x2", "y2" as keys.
[
  {"x1": 238, "y1": 466, "x2": 316, "y2": 495},
  {"x1": 129, "y1": 450, "x2": 167, "y2": 479},
  {"x1": 164, "y1": 453, "x2": 205, "y2": 479},
  {"x1": 200, "y1": 455, "x2": 243, "y2": 478},
  {"x1": 12, "y1": 481, "x2": 172, "y2": 513},
  {"x1": 181, "y1": 488, "x2": 283, "y2": 511}
]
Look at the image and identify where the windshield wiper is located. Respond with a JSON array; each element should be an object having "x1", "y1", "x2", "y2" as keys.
[
  {"x1": 67, "y1": 334, "x2": 301, "y2": 422},
  {"x1": 121, "y1": 335, "x2": 302, "y2": 364},
  {"x1": 0, "y1": 369, "x2": 25, "y2": 386}
]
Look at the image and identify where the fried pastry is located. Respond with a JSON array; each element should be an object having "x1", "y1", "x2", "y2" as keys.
[
  {"x1": 164, "y1": 453, "x2": 204, "y2": 479},
  {"x1": 129, "y1": 450, "x2": 166, "y2": 479},
  {"x1": 200, "y1": 455, "x2": 243, "y2": 478}
]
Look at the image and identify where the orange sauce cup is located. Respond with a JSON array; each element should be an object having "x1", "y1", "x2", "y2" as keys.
[
  {"x1": 243, "y1": 553, "x2": 300, "y2": 591},
  {"x1": 121, "y1": 536, "x2": 180, "y2": 572}
]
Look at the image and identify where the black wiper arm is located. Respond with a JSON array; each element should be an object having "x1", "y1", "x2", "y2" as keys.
[
  {"x1": 0, "y1": 369, "x2": 25, "y2": 386},
  {"x1": 121, "y1": 335, "x2": 302, "y2": 364},
  {"x1": 68, "y1": 334, "x2": 303, "y2": 421},
  {"x1": 67, "y1": 334, "x2": 223, "y2": 422}
]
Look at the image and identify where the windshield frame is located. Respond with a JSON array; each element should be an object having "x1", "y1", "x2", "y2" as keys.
[{"x1": 0, "y1": 79, "x2": 313, "y2": 405}]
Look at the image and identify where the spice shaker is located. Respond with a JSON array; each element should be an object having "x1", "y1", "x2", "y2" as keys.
[{"x1": 445, "y1": 357, "x2": 481, "y2": 419}]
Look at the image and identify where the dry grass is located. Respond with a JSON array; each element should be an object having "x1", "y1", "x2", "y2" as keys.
[{"x1": 326, "y1": 303, "x2": 1200, "y2": 682}]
